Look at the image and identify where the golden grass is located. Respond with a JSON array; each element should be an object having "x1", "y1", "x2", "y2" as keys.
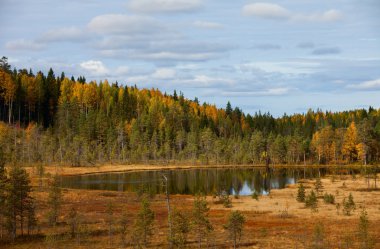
[{"x1": 2, "y1": 168, "x2": 380, "y2": 248}]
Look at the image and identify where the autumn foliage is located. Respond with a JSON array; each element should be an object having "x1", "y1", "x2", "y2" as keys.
[{"x1": 1, "y1": 58, "x2": 380, "y2": 166}]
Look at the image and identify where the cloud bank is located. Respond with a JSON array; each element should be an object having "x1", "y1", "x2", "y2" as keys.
[{"x1": 242, "y1": 2, "x2": 343, "y2": 23}]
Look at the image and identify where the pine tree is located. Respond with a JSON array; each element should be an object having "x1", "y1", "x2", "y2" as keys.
[
  {"x1": 224, "y1": 210, "x2": 245, "y2": 249},
  {"x1": 314, "y1": 178, "x2": 323, "y2": 195},
  {"x1": 312, "y1": 222, "x2": 326, "y2": 249},
  {"x1": 305, "y1": 190, "x2": 318, "y2": 211},
  {"x1": 68, "y1": 207, "x2": 79, "y2": 239},
  {"x1": 4, "y1": 166, "x2": 34, "y2": 239},
  {"x1": 134, "y1": 197, "x2": 155, "y2": 247},
  {"x1": 357, "y1": 209, "x2": 374, "y2": 249},
  {"x1": 171, "y1": 209, "x2": 190, "y2": 248},
  {"x1": 296, "y1": 183, "x2": 306, "y2": 202},
  {"x1": 26, "y1": 202, "x2": 37, "y2": 235},
  {"x1": 192, "y1": 194, "x2": 213, "y2": 248},
  {"x1": 0, "y1": 149, "x2": 8, "y2": 239},
  {"x1": 343, "y1": 193, "x2": 356, "y2": 216},
  {"x1": 0, "y1": 56, "x2": 11, "y2": 72},
  {"x1": 119, "y1": 211, "x2": 129, "y2": 247},
  {"x1": 106, "y1": 202, "x2": 114, "y2": 246},
  {"x1": 47, "y1": 175, "x2": 63, "y2": 226}
]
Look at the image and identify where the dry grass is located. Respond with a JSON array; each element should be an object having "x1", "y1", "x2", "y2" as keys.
[{"x1": 2, "y1": 168, "x2": 380, "y2": 249}]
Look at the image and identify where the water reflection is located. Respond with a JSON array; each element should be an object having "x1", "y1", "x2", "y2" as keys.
[{"x1": 60, "y1": 167, "x2": 335, "y2": 196}]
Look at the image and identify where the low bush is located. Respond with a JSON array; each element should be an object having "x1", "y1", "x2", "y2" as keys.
[{"x1": 323, "y1": 193, "x2": 335, "y2": 204}]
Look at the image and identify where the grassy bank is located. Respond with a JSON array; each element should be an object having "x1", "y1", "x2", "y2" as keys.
[{"x1": 20, "y1": 163, "x2": 374, "y2": 177}]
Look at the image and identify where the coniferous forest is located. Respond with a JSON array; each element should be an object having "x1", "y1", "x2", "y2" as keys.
[
  {"x1": 2, "y1": 1, "x2": 380, "y2": 247},
  {"x1": 1, "y1": 56, "x2": 380, "y2": 167}
]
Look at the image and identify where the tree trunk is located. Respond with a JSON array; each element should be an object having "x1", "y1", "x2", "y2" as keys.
[
  {"x1": 8, "y1": 100, "x2": 13, "y2": 124},
  {"x1": 303, "y1": 152, "x2": 306, "y2": 166},
  {"x1": 0, "y1": 216, "x2": 3, "y2": 239},
  {"x1": 233, "y1": 232, "x2": 237, "y2": 249},
  {"x1": 198, "y1": 228, "x2": 202, "y2": 249},
  {"x1": 163, "y1": 174, "x2": 173, "y2": 249}
]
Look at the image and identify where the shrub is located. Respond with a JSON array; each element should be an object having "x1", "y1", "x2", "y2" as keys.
[
  {"x1": 314, "y1": 178, "x2": 323, "y2": 195},
  {"x1": 216, "y1": 190, "x2": 232, "y2": 208},
  {"x1": 335, "y1": 203, "x2": 341, "y2": 215},
  {"x1": 251, "y1": 192, "x2": 259, "y2": 201},
  {"x1": 305, "y1": 190, "x2": 318, "y2": 211},
  {"x1": 223, "y1": 195, "x2": 232, "y2": 208},
  {"x1": 343, "y1": 193, "x2": 356, "y2": 216},
  {"x1": 323, "y1": 193, "x2": 335, "y2": 204},
  {"x1": 357, "y1": 209, "x2": 374, "y2": 249},
  {"x1": 312, "y1": 222, "x2": 326, "y2": 249},
  {"x1": 296, "y1": 183, "x2": 306, "y2": 202},
  {"x1": 279, "y1": 203, "x2": 290, "y2": 219}
]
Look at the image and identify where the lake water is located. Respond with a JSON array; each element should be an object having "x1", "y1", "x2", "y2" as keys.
[{"x1": 60, "y1": 167, "x2": 335, "y2": 196}]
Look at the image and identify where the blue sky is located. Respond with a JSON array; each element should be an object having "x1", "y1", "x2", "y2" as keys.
[{"x1": 1, "y1": 0, "x2": 379, "y2": 116}]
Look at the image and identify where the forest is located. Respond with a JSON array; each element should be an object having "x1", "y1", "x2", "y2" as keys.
[{"x1": 1, "y1": 56, "x2": 380, "y2": 167}]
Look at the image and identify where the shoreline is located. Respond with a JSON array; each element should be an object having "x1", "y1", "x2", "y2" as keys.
[{"x1": 22, "y1": 163, "x2": 373, "y2": 177}]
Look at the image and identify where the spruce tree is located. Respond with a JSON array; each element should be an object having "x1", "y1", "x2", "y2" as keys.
[
  {"x1": 171, "y1": 208, "x2": 190, "y2": 248},
  {"x1": 314, "y1": 178, "x2": 323, "y2": 195},
  {"x1": 224, "y1": 210, "x2": 245, "y2": 249},
  {"x1": 134, "y1": 197, "x2": 155, "y2": 247},
  {"x1": 296, "y1": 183, "x2": 305, "y2": 202},
  {"x1": 305, "y1": 190, "x2": 318, "y2": 211}
]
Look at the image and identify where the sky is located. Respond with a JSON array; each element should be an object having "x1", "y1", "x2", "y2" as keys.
[{"x1": 0, "y1": 0, "x2": 379, "y2": 116}]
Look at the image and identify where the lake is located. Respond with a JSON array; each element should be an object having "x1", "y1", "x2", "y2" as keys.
[{"x1": 59, "y1": 167, "x2": 342, "y2": 196}]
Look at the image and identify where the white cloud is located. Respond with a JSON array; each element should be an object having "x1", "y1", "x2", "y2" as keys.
[
  {"x1": 38, "y1": 27, "x2": 87, "y2": 43},
  {"x1": 80, "y1": 60, "x2": 109, "y2": 76},
  {"x1": 242, "y1": 3, "x2": 342, "y2": 23},
  {"x1": 115, "y1": 66, "x2": 130, "y2": 76},
  {"x1": 96, "y1": 38, "x2": 231, "y2": 63},
  {"x1": 347, "y1": 78, "x2": 380, "y2": 90},
  {"x1": 193, "y1": 21, "x2": 223, "y2": 29},
  {"x1": 126, "y1": 75, "x2": 149, "y2": 84},
  {"x1": 181, "y1": 75, "x2": 235, "y2": 87},
  {"x1": 238, "y1": 61, "x2": 320, "y2": 75},
  {"x1": 152, "y1": 68, "x2": 176, "y2": 79},
  {"x1": 128, "y1": 51, "x2": 223, "y2": 62},
  {"x1": 292, "y1": 9, "x2": 343, "y2": 22},
  {"x1": 222, "y1": 87, "x2": 291, "y2": 97},
  {"x1": 5, "y1": 39, "x2": 45, "y2": 51},
  {"x1": 88, "y1": 14, "x2": 163, "y2": 35},
  {"x1": 128, "y1": 0, "x2": 201, "y2": 13},
  {"x1": 242, "y1": 3, "x2": 290, "y2": 19}
]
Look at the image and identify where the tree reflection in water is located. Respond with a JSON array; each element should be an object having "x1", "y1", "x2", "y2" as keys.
[{"x1": 60, "y1": 167, "x2": 344, "y2": 196}]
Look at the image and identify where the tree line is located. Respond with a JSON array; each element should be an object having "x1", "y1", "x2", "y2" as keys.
[{"x1": 1, "y1": 56, "x2": 380, "y2": 166}]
